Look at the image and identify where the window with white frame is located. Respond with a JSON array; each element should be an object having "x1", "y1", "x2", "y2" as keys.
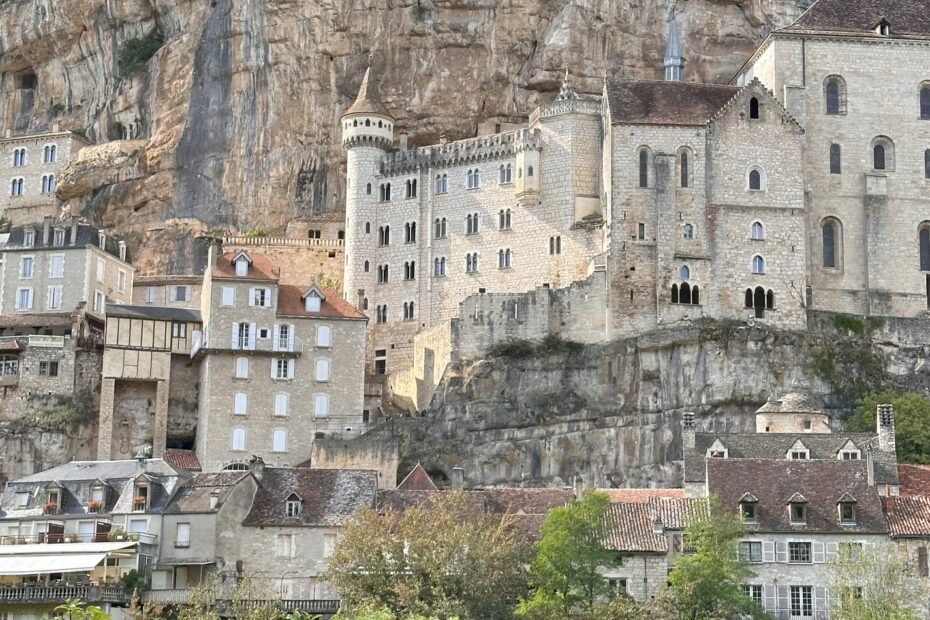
[
  {"x1": 275, "y1": 533, "x2": 296, "y2": 558},
  {"x1": 145, "y1": 287, "x2": 156, "y2": 303},
  {"x1": 315, "y1": 358, "x2": 330, "y2": 382},
  {"x1": 175, "y1": 523, "x2": 191, "y2": 548},
  {"x1": 222, "y1": 286, "x2": 235, "y2": 306},
  {"x1": 9, "y1": 178, "x2": 23, "y2": 196},
  {"x1": 316, "y1": 325, "x2": 332, "y2": 347},
  {"x1": 274, "y1": 393, "x2": 289, "y2": 416},
  {"x1": 789, "y1": 542, "x2": 812, "y2": 563},
  {"x1": 790, "y1": 585, "x2": 813, "y2": 616},
  {"x1": 233, "y1": 392, "x2": 247, "y2": 415},
  {"x1": 314, "y1": 393, "x2": 329, "y2": 417},
  {"x1": 117, "y1": 270, "x2": 126, "y2": 292},
  {"x1": 738, "y1": 541, "x2": 762, "y2": 563},
  {"x1": 752, "y1": 255, "x2": 766, "y2": 275},
  {"x1": 96, "y1": 258, "x2": 105, "y2": 282},
  {"x1": 93, "y1": 290, "x2": 105, "y2": 313},
  {"x1": 306, "y1": 293, "x2": 322, "y2": 312},
  {"x1": 250, "y1": 287, "x2": 271, "y2": 307},
  {"x1": 273, "y1": 358, "x2": 293, "y2": 380},
  {"x1": 23, "y1": 230, "x2": 34, "y2": 247},
  {"x1": 272, "y1": 428, "x2": 287, "y2": 453},
  {"x1": 53, "y1": 229, "x2": 65, "y2": 246},
  {"x1": 742, "y1": 585, "x2": 763, "y2": 607},
  {"x1": 235, "y1": 357, "x2": 249, "y2": 379},
  {"x1": 15, "y1": 287, "x2": 33, "y2": 311},
  {"x1": 171, "y1": 286, "x2": 189, "y2": 302},
  {"x1": 286, "y1": 494, "x2": 301, "y2": 517},
  {"x1": 231, "y1": 428, "x2": 246, "y2": 451},
  {"x1": 49, "y1": 255, "x2": 64, "y2": 278},
  {"x1": 20, "y1": 257, "x2": 33, "y2": 279},
  {"x1": 235, "y1": 258, "x2": 249, "y2": 277},
  {"x1": 46, "y1": 285, "x2": 62, "y2": 310}
]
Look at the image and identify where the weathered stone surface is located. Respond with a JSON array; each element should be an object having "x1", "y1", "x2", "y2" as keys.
[{"x1": 0, "y1": 0, "x2": 808, "y2": 271}]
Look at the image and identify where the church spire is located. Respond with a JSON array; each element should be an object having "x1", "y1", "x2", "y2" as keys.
[{"x1": 663, "y1": 9, "x2": 685, "y2": 81}]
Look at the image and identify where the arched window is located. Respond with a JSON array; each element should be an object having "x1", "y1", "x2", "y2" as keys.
[
  {"x1": 671, "y1": 284, "x2": 679, "y2": 303},
  {"x1": 363, "y1": 260, "x2": 369, "y2": 272},
  {"x1": 498, "y1": 249, "x2": 511, "y2": 269},
  {"x1": 232, "y1": 428, "x2": 246, "y2": 451},
  {"x1": 830, "y1": 144, "x2": 841, "y2": 174},
  {"x1": 753, "y1": 286, "x2": 767, "y2": 318},
  {"x1": 922, "y1": 86, "x2": 930, "y2": 120},
  {"x1": 683, "y1": 224, "x2": 694, "y2": 240},
  {"x1": 474, "y1": 168, "x2": 481, "y2": 186},
  {"x1": 871, "y1": 136, "x2": 894, "y2": 171},
  {"x1": 751, "y1": 221, "x2": 764, "y2": 240},
  {"x1": 925, "y1": 149, "x2": 930, "y2": 179},
  {"x1": 527, "y1": 166, "x2": 534, "y2": 177},
  {"x1": 365, "y1": 119, "x2": 371, "y2": 127},
  {"x1": 680, "y1": 150, "x2": 689, "y2": 188},
  {"x1": 692, "y1": 286, "x2": 700, "y2": 305},
  {"x1": 824, "y1": 76, "x2": 846, "y2": 115},
  {"x1": 749, "y1": 97, "x2": 760, "y2": 119},
  {"x1": 316, "y1": 325, "x2": 332, "y2": 347},
  {"x1": 919, "y1": 226, "x2": 930, "y2": 271},
  {"x1": 748, "y1": 168, "x2": 763, "y2": 191},
  {"x1": 365, "y1": 222, "x2": 371, "y2": 234},
  {"x1": 234, "y1": 392, "x2": 247, "y2": 415},
  {"x1": 366, "y1": 183, "x2": 371, "y2": 195},
  {"x1": 679, "y1": 265, "x2": 690, "y2": 280},
  {"x1": 766, "y1": 290, "x2": 775, "y2": 310},
  {"x1": 505, "y1": 164, "x2": 512, "y2": 182},
  {"x1": 752, "y1": 255, "x2": 766, "y2": 274},
  {"x1": 315, "y1": 358, "x2": 330, "y2": 381},
  {"x1": 638, "y1": 148, "x2": 649, "y2": 188},
  {"x1": 822, "y1": 218, "x2": 842, "y2": 269},
  {"x1": 680, "y1": 282, "x2": 692, "y2": 305},
  {"x1": 362, "y1": 297, "x2": 368, "y2": 310},
  {"x1": 745, "y1": 289, "x2": 753, "y2": 309},
  {"x1": 499, "y1": 165, "x2": 505, "y2": 183}
]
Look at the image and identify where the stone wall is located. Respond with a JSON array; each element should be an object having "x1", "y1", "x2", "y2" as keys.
[
  {"x1": 222, "y1": 239, "x2": 344, "y2": 288},
  {"x1": 310, "y1": 435, "x2": 399, "y2": 490},
  {"x1": 167, "y1": 355, "x2": 200, "y2": 446}
]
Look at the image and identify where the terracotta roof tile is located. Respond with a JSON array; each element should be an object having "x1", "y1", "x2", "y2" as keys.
[
  {"x1": 276, "y1": 284, "x2": 366, "y2": 320},
  {"x1": 396, "y1": 464, "x2": 439, "y2": 492},
  {"x1": 606, "y1": 80, "x2": 738, "y2": 126},
  {"x1": 898, "y1": 465, "x2": 930, "y2": 496},
  {"x1": 243, "y1": 468, "x2": 377, "y2": 527},
  {"x1": 779, "y1": 0, "x2": 930, "y2": 39},
  {"x1": 212, "y1": 251, "x2": 279, "y2": 282},
  {"x1": 601, "y1": 497, "x2": 706, "y2": 553},
  {"x1": 601, "y1": 488, "x2": 684, "y2": 503},
  {"x1": 887, "y1": 496, "x2": 930, "y2": 537},
  {"x1": 163, "y1": 449, "x2": 202, "y2": 472}
]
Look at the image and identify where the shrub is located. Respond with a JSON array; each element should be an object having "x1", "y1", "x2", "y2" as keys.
[
  {"x1": 487, "y1": 339, "x2": 536, "y2": 359},
  {"x1": 833, "y1": 313, "x2": 865, "y2": 336},
  {"x1": 117, "y1": 31, "x2": 164, "y2": 77},
  {"x1": 242, "y1": 225, "x2": 269, "y2": 238}
]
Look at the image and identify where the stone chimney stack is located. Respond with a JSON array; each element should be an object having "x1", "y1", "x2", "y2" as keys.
[
  {"x1": 651, "y1": 514, "x2": 664, "y2": 535},
  {"x1": 439, "y1": 134, "x2": 448, "y2": 146},
  {"x1": 209, "y1": 490, "x2": 220, "y2": 510},
  {"x1": 877, "y1": 404, "x2": 896, "y2": 453},
  {"x1": 42, "y1": 216, "x2": 51, "y2": 246},
  {"x1": 682, "y1": 412, "x2": 696, "y2": 451},
  {"x1": 249, "y1": 455, "x2": 266, "y2": 480},
  {"x1": 51, "y1": 122, "x2": 61, "y2": 133},
  {"x1": 69, "y1": 216, "x2": 79, "y2": 246},
  {"x1": 4, "y1": 129, "x2": 11, "y2": 139},
  {"x1": 449, "y1": 467, "x2": 465, "y2": 490}
]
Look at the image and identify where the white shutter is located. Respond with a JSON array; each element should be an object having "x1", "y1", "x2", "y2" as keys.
[
  {"x1": 231, "y1": 322, "x2": 239, "y2": 349},
  {"x1": 169, "y1": 287, "x2": 177, "y2": 302},
  {"x1": 248, "y1": 323, "x2": 256, "y2": 349},
  {"x1": 271, "y1": 359, "x2": 277, "y2": 379},
  {"x1": 248, "y1": 287, "x2": 256, "y2": 307},
  {"x1": 775, "y1": 542, "x2": 788, "y2": 563},
  {"x1": 812, "y1": 542, "x2": 825, "y2": 563},
  {"x1": 265, "y1": 288, "x2": 272, "y2": 307},
  {"x1": 762, "y1": 541, "x2": 775, "y2": 563},
  {"x1": 825, "y1": 542, "x2": 838, "y2": 561},
  {"x1": 776, "y1": 586, "x2": 789, "y2": 613},
  {"x1": 272, "y1": 324, "x2": 280, "y2": 352},
  {"x1": 763, "y1": 584, "x2": 776, "y2": 612},
  {"x1": 275, "y1": 393, "x2": 288, "y2": 416},
  {"x1": 814, "y1": 587, "x2": 827, "y2": 615},
  {"x1": 287, "y1": 359, "x2": 295, "y2": 380},
  {"x1": 222, "y1": 286, "x2": 235, "y2": 306}
]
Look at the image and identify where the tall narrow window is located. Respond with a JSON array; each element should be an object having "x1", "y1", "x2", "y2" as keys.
[
  {"x1": 874, "y1": 144, "x2": 886, "y2": 170},
  {"x1": 638, "y1": 149, "x2": 649, "y2": 188},
  {"x1": 823, "y1": 219, "x2": 840, "y2": 269},
  {"x1": 748, "y1": 169, "x2": 762, "y2": 190},
  {"x1": 680, "y1": 151, "x2": 689, "y2": 188},
  {"x1": 920, "y1": 227, "x2": 930, "y2": 271},
  {"x1": 830, "y1": 144, "x2": 842, "y2": 174},
  {"x1": 752, "y1": 255, "x2": 766, "y2": 275},
  {"x1": 824, "y1": 76, "x2": 846, "y2": 115},
  {"x1": 683, "y1": 224, "x2": 694, "y2": 240},
  {"x1": 925, "y1": 149, "x2": 930, "y2": 179},
  {"x1": 751, "y1": 221, "x2": 764, "y2": 240},
  {"x1": 749, "y1": 97, "x2": 760, "y2": 119},
  {"x1": 921, "y1": 86, "x2": 930, "y2": 120}
]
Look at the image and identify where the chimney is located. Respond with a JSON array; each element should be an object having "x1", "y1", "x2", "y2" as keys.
[
  {"x1": 209, "y1": 490, "x2": 220, "y2": 510},
  {"x1": 884, "y1": 495, "x2": 896, "y2": 514},
  {"x1": 439, "y1": 134, "x2": 448, "y2": 146},
  {"x1": 877, "y1": 404, "x2": 896, "y2": 453},
  {"x1": 866, "y1": 445, "x2": 875, "y2": 487},
  {"x1": 207, "y1": 241, "x2": 219, "y2": 269},
  {"x1": 98, "y1": 230, "x2": 106, "y2": 249},
  {"x1": 449, "y1": 467, "x2": 465, "y2": 490},
  {"x1": 399, "y1": 134, "x2": 408, "y2": 150},
  {"x1": 682, "y1": 412, "x2": 696, "y2": 451},
  {"x1": 42, "y1": 216, "x2": 51, "y2": 246},
  {"x1": 70, "y1": 216, "x2": 79, "y2": 246},
  {"x1": 573, "y1": 474, "x2": 585, "y2": 499},
  {"x1": 3, "y1": 129, "x2": 10, "y2": 139},
  {"x1": 249, "y1": 455, "x2": 265, "y2": 480},
  {"x1": 651, "y1": 514, "x2": 664, "y2": 535},
  {"x1": 51, "y1": 121, "x2": 60, "y2": 133}
]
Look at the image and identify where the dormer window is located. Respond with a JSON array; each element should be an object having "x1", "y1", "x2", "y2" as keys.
[
  {"x1": 790, "y1": 451, "x2": 808, "y2": 460},
  {"x1": 306, "y1": 294, "x2": 322, "y2": 313},
  {"x1": 837, "y1": 440, "x2": 861, "y2": 460},
  {"x1": 53, "y1": 229, "x2": 65, "y2": 246},
  {"x1": 45, "y1": 490, "x2": 60, "y2": 514},
  {"x1": 90, "y1": 482, "x2": 106, "y2": 504},
  {"x1": 15, "y1": 491, "x2": 29, "y2": 508},
  {"x1": 285, "y1": 493, "x2": 302, "y2": 517},
  {"x1": 24, "y1": 230, "x2": 34, "y2": 247},
  {"x1": 133, "y1": 483, "x2": 149, "y2": 511},
  {"x1": 709, "y1": 450, "x2": 726, "y2": 458},
  {"x1": 235, "y1": 258, "x2": 248, "y2": 277},
  {"x1": 787, "y1": 439, "x2": 810, "y2": 460},
  {"x1": 803, "y1": 419, "x2": 812, "y2": 432},
  {"x1": 875, "y1": 19, "x2": 891, "y2": 36},
  {"x1": 98, "y1": 231, "x2": 106, "y2": 249},
  {"x1": 303, "y1": 285, "x2": 325, "y2": 313},
  {"x1": 706, "y1": 439, "x2": 728, "y2": 459},
  {"x1": 839, "y1": 502, "x2": 856, "y2": 524},
  {"x1": 788, "y1": 494, "x2": 808, "y2": 524},
  {"x1": 740, "y1": 498, "x2": 758, "y2": 523}
]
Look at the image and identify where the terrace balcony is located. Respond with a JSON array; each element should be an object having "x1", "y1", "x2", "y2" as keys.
[{"x1": 0, "y1": 583, "x2": 129, "y2": 605}]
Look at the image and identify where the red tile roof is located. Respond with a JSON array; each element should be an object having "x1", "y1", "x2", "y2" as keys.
[
  {"x1": 601, "y1": 497, "x2": 707, "y2": 553},
  {"x1": 276, "y1": 284, "x2": 366, "y2": 320},
  {"x1": 396, "y1": 464, "x2": 439, "y2": 491},
  {"x1": 887, "y1": 496, "x2": 930, "y2": 537},
  {"x1": 212, "y1": 251, "x2": 279, "y2": 281},
  {"x1": 898, "y1": 465, "x2": 930, "y2": 497},
  {"x1": 601, "y1": 488, "x2": 685, "y2": 503},
  {"x1": 163, "y1": 449, "x2": 202, "y2": 472}
]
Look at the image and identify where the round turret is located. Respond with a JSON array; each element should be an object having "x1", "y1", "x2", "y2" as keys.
[
  {"x1": 341, "y1": 67, "x2": 394, "y2": 148},
  {"x1": 755, "y1": 391, "x2": 830, "y2": 433}
]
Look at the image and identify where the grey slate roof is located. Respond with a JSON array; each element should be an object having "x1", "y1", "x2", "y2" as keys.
[
  {"x1": 105, "y1": 303, "x2": 202, "y2": 323},
  {"x1": 3, "y1": 223, "x2": 129, "y2": 262},
  {"x1": 756, "y1": 391, "x2": 826, "y2": 415},
  {"x1": 606, "y1": 80, "x2": 738, "y2": 126},
  {"x1": 685, "y1": 432, "x2": 896, "y2": 485},
  {"x1": 243, "y1": 468, "x2": 377, "y2": 527},
  {"x1": 166, "y1": 471, "x2": 253, "y2": 514},
  {"x1": 707, "y1": 458, "x2": 888, "y2": 534},
  {"x1": 778, "y1": 0, "x2": 930, "y2": 39}
]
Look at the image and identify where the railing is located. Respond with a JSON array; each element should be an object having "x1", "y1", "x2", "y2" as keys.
[
  {"x1": 224, "y1": 236, "x2": 344, "y2": 249},
  {"x1": 28, "y1": 335, "x2": 65, "y2": 348},
  {"x1": 143, "y1": 588, "x2": 190, "y2": 605},
  {"x1": 224, "y1": 337, "x2": 303, "y2": 354},
  {"x1": 0, "y1": 584, "x2": 129, "y2": 604},
  {"x1": 0, "y1": 532, "x2": 154, "y2": 545},
  {"x1": 216, "y1": 599, "x2": 340, "y2": 615}
]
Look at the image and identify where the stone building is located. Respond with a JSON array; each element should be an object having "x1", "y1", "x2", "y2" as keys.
[
  {"x1": 132, "y1": 274, "x2": 202, "y2": 309},
  {"x1": 0, "y1": 125, "x2": 89, "y2": 226},
  {"x1": 194, "y1": 249, "x2": 368, "y2": 472},
  {"x1": 340, "y1": 0, "x2": 930, "y2": 406}
]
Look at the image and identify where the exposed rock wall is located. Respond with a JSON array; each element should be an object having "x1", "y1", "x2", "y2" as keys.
[
  {"x1": 0, "y1": 0, "x2": 808, "y2": 271},
  {"x1": 390, "y1": 322, "x2": 930, "y2": 488}
]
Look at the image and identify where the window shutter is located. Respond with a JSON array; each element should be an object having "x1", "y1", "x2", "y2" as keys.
[
  {"x1": 775, "y1": 542, "x2": 788, "y2": 563},
  {"x1": 812, "y1": 542, "x2": 825, "y2": 563},
  {"x1": 287, "y1": 324, "x2": 294, "y2": 351},
  {"x1": 231, "y1": 322, "x2": 239, "y2": 349},
  {"x1": 825, "y1": 542, "x2": 838, "y2": 561},
  {"x1": 265, "y1": 288, "x2": 272, "y2": 307},
  {"x1": 270, "y1": 359, "x2": 277, "y2": 379},
  {"x1": 272, "y1": 324, "x2": 279, "y2": 352},
  {"x1": 248, "y1": 323, "x2": 256, "y2": 349},
  {"x1": 169, "y1": 287, "x2": 177, "y2": 302},
  {"x1": 248, "y1": 288, "x2": 255, "y2": 307},
  {"x1": 287, "y1": 359, "x2": 295, "y2": 380},
  {"x1": 763, "y1": 584, "x2": 776, "y2": 612},
  {"x1": 776, "y1": 586, "x2": 789, "y2": 613},
  {"x1": 814, "y1": 587, "x2": 827, "y2": 615},
  {"x1": 762, "y1": 541, "x2": 775, "y2": 563}
]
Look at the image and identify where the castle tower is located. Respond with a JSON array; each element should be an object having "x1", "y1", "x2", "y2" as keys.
[
  {"x1": 663, "y1": 12, "x2": 685, "y2": 81},
  {"x1": 341, "y1": 64, "x2": 394, "y2": 311}
]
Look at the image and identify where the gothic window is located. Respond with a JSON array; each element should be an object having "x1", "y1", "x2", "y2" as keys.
[
  {"x1": 527, "y1": 165, "x2": 534, "y2": 177},
  {"x1": 671, "y1": 284, "x2": 679, "y2": 303},
  {"x1": 748, "y1": 167, "x2": 764, "y2": 191},
  {"x1": 638, "y1": 148, "x2": 650, "y2": 188},
  {"x1": 404, "y1": 261, "x2": 416, "y2": 281},
  {"x1": 871, "y1": 136, "x2": 894, "y2": 171},
  {"x1": 751, "y1": 221, "x2": 764, "y2": 240},
  {"x1": 465, "y1": 213, "x2": 480, "y2": 235},
  {"x1": 499, "y1": 209, "x2": 512, "y2": 230},
  {"x1": 749, "y1": 97, "x2": 760, "y2": 119},
  {"x1": 683, "y1": 224, "x2": 694, "y2": 240},
  {"x1": 363, "y1": 260, "x2": 369, "y2": 273},
  {"x1": 433, "y1": 257, "x2": 446, "y2": 277},
  {"x1": 405, "y1": 222, "x2": 417, "y2": 243},
  {"x1": 403, "y1": 301, "x2": 415, "y2": 321},
  {"x1": 366, "y1": 183, "x2": 371, "y2": 195},
  {"x1": 680, "y1": 282, "x2": 692, "y2": 304},
  {"x1": 498, "y1": 249, "x2": 512, "y2": 269},
  {"x1": 378, "y1": 226, "x2": 391, "y2": 246},
  {"x1": 822, "y1": 218, "x2": 842, "y2": 269},
  {"x1": 925, "y1": 149, "x2": 930, "y2": 179},
  {"x1": 466, "y1": 253, "x2": 479, "y2": 273},
  {"x1": 922, "y1": 85, "x2": 930, "y2": 120},
  {"x1": 766, "y1": 289, "x2": 775, "y2": 310},
  {"x1": 405, "y1": 179, "x2": 417, "y2": 199},
  {"x1": 362, "y1": 297, "x2": 368, "y2": 310},
  {"x1": 549, "y1": 236, "x2": 561, "y2": 255},
  {"x1": 752, "y1": 255, "x2": 766, "y2": 274},
  {"x1": 680, "y1": 265, "x2": 690, "y2": 280},
  {"x1": 830, "y1": 144, "x2": 842, "y2": 174},
  {"x1": 824, "y1": 76, "x2": 847, "y2": 115},
  {"x1": 375, "y1": 305, "x2": 387, "y2": 323},
  {"x1": 505, "y1": 164, "x2": 512, "y2": 182},
  {"x1": 920, "y1": 226, "x2": 930, "y2": 271},
  {"x1": 434, "y1": 217, "x2": 447, "y2": 238},
  {"x1": 377, "y1": 264, "x2": 389, "y2": 284},
  {"x1": 379, "y1": 183, "x2": 391, "y2": 201},
  {"x1": 680, "y1": 150, "x2": 690, "y2": 188},
  {"x1": 692, "y1": 286, "x2": 700, "y2": 305},
  {"x1": 365, "y1": 222, "x2": 371, "y2": 234},
  {"x1": 436, "y1": 174, "x2": 448, "y2": 194}
]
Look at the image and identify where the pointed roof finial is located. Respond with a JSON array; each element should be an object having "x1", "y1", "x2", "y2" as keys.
[
  {"x1": 556, "y1": 66, "x2": 578, "y2": 101},
  {"x1": 343, "y1": 56, "x2": 392, "y2": 118},
  {"x1": 663, "y1": 2, "x2": 685, "y2": 82}
]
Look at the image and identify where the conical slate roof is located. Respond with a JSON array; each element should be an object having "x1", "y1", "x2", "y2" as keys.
[
  {"x1": 344, "y1": 67, "x2": 391, "y2": 117},
  {"x1": 756, "y1": 392, "x2": 826, "y2": 415}
]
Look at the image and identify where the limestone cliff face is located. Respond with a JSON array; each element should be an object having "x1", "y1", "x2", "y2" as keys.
[
  {"x1": 0, "y1": 0, "x2": 807, "y2": 271},
  {"x1": 393, "y1": 324, "x2": 930, "y2": 488}
]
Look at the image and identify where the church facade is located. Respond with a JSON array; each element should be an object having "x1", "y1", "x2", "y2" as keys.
[{"x1": 341, "y1": 0, "x2": 930, "y2": 376}]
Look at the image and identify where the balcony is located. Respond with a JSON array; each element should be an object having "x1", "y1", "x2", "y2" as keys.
[
  {"x1": 27, "y1": 335, "x2": 65, "y2": 348},
  {"x1": 0, "y1": 532, "x2": 156, "y2": 545},
  {"x1": 201, "y1": 335, "x2": 303, "y2": 355},
  {"x1": 216, "y1": 599, "x2": 340, "y2": 617},
  {"x1": 0, "y1": 584, "x2": 129, "y2": 605},
  {"x1": 143, "y1": 588, "x2": 190, "y2": 605}
]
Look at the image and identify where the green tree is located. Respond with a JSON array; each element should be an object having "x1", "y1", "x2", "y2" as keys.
[
  {"x1": 845, "y1": 391, "x2": 930, "y2": 464},
  {"x1": 516, "y1": 491, "x2": 618, "y2": 617},
  {"x1": 53, "y1": 600, "x2": 110, "y2": 620},
  {"x1": 829, "y1": 543, "x2": 930, "y2": 620},
  {"x1": 176, "y1": 573, "x2": 293, "y2": 620},
  {"x1": 659, "y1": 497, "x2": 765, "y2": 620},
  {"x1": 325, "y1": 490, "x2": 529, "y2": 619}
]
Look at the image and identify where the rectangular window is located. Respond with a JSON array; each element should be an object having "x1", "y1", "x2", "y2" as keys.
[
  {"x1": 738, "y1": 541, "x2": 762, "y2": 563},
  {"x1": 93, "y1": 290, "x2": 105, "y2": 313},
  {"x1": 374, "y1": 350, "x2": 386, "y2": 375},
  {"x1": 145, "y1": 286, "x2": 156, "y2": 303},
  {"x1": 742, "y1": 585, "x2": 763, "y2": 606},
  {"x1": 234, "y1": 393, "x2": 247, "y2": 415},
  {"x1": 15, "y1": 492, "x2": 29, "y2": 508},
  {"x1": 15, "y1": 287, "x2": 33, "y2": 310},
  {"x1": 251, "y1": 287, "x2": 270, "y2": 307},
  {"x1": 236, "y1": 323, "x2": 251, "y2": 349},
  {"x1": 20, "y1": 257, "x2": 33, "y2": 279},
  {"x1": 637, "y1": 223, "x2": 645, "y2": 240},
  {"x1": 274, "y1": 359, "x2": 293, "y2": 380},
  {"x1": 323, "y1": 533, "x2": 337, "y2": 558},
  {"x1": 38, "y1": 361, "x2": 59, "y2": 377},
  {"x1": 117, "y1": 270, "x2": 126, "y2": 292},
  {"x1": 789, "y1": 542, "x2": 812, "y2": 563},
  {"x1": 171, "y1": 322, "x2": 187, "y2": 339},
  {"x1": 790, "y1": 585, "x2": 813, "y2": 617},
  {"x1": 277, "y1": 325, "x2": 290, "y2": 351},
  {"x1": 23, "y1": 230, "x2": 34, "y2": 246},
  {"x1": 175, "y1": 523, "x2": 191, "y2": 548},
  {"x1": 221, "y1": 287, "x2": 235, "y2": 306},
  {"x1": 235, "y1": 357, "x2": 249, "y2": 379},
  {"x1": 272, "y1": 429, "x2": 287, "y2": 453},
  {"x1": 96, "y1": 258, "x2": 105, "y2": 283},
  {"x1": 173, "y1": 286, "x2": 189, "y2": 302},
  {"x1": 314, "y1": 393, "x2": 329, "y2": 417},
  {"x1": 274, "y1": 393, "x2": 289, "y2": 416},
  {"x1": 46, "y1": 285, "x2": 62, "y2": 310},
  {"x1": 49, "y1": 255, "x2": 64, "y2": 278},
  {"x1": 53, "y1": 229, "x2": 65, "y2": 246},
  {"x1": 276, "y1": 534, "x2": 296, "y2": 558}
]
